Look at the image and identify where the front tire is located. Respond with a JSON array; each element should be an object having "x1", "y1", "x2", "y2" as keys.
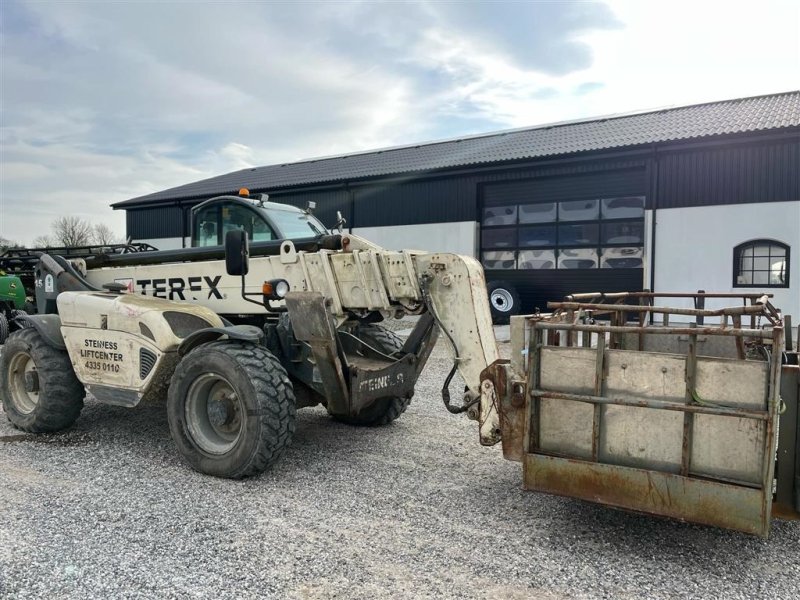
[
  {"x1": 0, "y1": 328, "x2": 84, "y2": 432},
  {"x1": 167, "y1": 341, "x2": 296, "y2": 478},
  {"x1": 331, "y1": 324, "x2": 411, "y2": 427}
]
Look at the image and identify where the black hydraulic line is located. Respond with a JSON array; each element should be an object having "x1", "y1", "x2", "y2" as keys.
[
  {"x1": 83, "y1": 234, "x2": 343, "y2": 268},
  {"x1": 419, "y1": 274, "x2": 478, "y2": 415}
]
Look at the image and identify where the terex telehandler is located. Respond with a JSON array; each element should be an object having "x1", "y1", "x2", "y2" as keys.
[
  {"x1": 1, "y1": 229, "x2": 500, "y2": 479},
  {"x1": 2, "y1": 222, "x2": 798, "y2": 536}
]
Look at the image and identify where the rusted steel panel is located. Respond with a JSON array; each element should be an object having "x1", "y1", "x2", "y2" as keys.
[
  {"x1": 483, "y1": 361, "x2": 525, "y2": 461},
  {"x1": 539, "y1": 397, "x2": 594, "y2": 459},
  {"x1": 518, "y1": 293, "x2": 783, "y2": 536},
  {"x1": 691, "y1": 357, "x2": 769, "y2": 484},
  {"x1": 691, "y1": 415, "x2": 765, "y2": 485},
  {"x1": 600, "y1": 404, "x2": 684, "y2": 472},
  {"x1": 696, "y1": 357, "x2": 768, "y2": 409},
  {"x1": 604, "y1": 350, "x2": 685, "y2": 402},
  {"x1": 524, "y1": 453, "x2": 770, "y2": 537},
  {"x1": 540, "y1": 347, "x2": 596, "y2": 394}
]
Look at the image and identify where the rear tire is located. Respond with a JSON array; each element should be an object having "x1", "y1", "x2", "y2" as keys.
[
  {"x1": 0, "y1": 328, "x2": 84, "y2": 432},
  {"x1": 167, "y1": 341, "x2": 296, "y2": 478},
  {"x1": 331, "y1": 324, "x2": 411, "y2": 427},
  {"x1": 487, "y1": 280, "x2": 521, "y2": 324}
]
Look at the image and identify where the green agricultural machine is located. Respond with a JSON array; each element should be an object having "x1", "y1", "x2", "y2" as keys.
[{"x1": 0, "y1": 273, "x2": 30, "y2": 344}]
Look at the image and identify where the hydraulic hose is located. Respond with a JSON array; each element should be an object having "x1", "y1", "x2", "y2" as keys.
[{"x1": 419, "y1": 273, "x2": 479, "y2": 415}]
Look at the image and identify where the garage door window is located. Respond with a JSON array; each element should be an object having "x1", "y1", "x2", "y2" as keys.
[
  {"x1": 481, "y1": 195, "x2": 645, "y2": 270},
  {"x1": 733, "y1": 240, "x2": 789, "y2": 287}
]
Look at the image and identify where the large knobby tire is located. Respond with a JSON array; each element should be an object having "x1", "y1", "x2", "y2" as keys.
[
  {"x1": 487, "y1": 280, "x2": 521, "y2": 324},
  {"x1": 332, "y1": 324, "x2": 411, "y2": 427},
  {"x1": 0, "y1": 328, "x2": 84, "y2": 432},
  {"x1": 167, "y1": 341, "x2": 296, "y2": 478}
]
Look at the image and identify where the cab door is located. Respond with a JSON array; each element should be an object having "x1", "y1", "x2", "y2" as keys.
[{"x1": 191, "y1": 200, "x2": 276, "y2": 247}]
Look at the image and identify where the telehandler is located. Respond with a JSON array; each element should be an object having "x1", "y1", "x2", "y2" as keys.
[
  {"x1": 1, "y1": 224, "x2": 798, "y2": 537},
  {"x1": 1, "y1": 229, "x2": 499, "y2": 479}
]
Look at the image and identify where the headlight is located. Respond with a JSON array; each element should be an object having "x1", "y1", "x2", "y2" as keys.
[{"x1": 262, "y1": 279, "x2": 290, "y2": 300}]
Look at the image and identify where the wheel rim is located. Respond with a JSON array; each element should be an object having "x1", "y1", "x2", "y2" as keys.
[
  {"x1": 185, "y1": 373, "x2": 243, "y2": 455},
  {"x1": 7, "y1": 350, "x2": 39, "y2": 414},
  {"x1": 490, "y1": 288, "x2": 514, "y2": 313}
]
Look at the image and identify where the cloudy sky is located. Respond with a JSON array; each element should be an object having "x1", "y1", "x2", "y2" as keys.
[{"x1": 1, "y1": 0, "x2": 798, "y2": 244}]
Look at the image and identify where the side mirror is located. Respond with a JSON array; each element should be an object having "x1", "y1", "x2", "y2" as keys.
[
  {"x1": 335, "y1": 210, "x2": 347, "y2": 233},
  {"x1": 225, "y1": 229, "x2": 249, "y2": 276}
]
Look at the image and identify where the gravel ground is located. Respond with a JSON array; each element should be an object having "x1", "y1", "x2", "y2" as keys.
[{"x1": 1, "y1": 330, "x2": 799, "y2": 600}]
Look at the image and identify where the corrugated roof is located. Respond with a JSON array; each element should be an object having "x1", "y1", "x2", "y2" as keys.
[{"x1": 114, "y1": 91, "x2": 800, "y2": 208}]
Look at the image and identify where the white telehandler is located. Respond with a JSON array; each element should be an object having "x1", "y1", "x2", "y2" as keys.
[
  {"x1": 1, "y1": 229, "x2": 500, "y2": 479},
  {"x1": 1, "y1": 221, "x2": 798, "y2": 537}
]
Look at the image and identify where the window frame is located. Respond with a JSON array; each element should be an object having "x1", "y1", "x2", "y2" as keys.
[{"x1": 732, "y1": 239, "x2": 790, "y2": 288}]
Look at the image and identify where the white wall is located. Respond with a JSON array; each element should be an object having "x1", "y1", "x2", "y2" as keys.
[
  {"x1": 352, "y1": 221, "x2": 478, "y2": 255},
  {"x1": 654, "y1": 200, "x2": 800, "y2": 319},
  {"x1": 136, "y1": 237, "x2": 186, "y2": 250}
]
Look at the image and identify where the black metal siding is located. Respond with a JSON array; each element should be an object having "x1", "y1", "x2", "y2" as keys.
[
  {"x1": 657, "y1": 137, "x2": 800, "y2": 209},
  {"x1": 270, "y1": 188, "x2": 352, "y2": 227},
  {"x1": 127, "y1": 205, "x2": 184, "y2": 239},
  {"x1": 124, "y1": 136, "x2": 798, "y2": 239},
  {"x1": 343, "y1": 158, "x2": 648, "y2": 228},
  {"x1": 482, "y1": 167, "x2": 648, "y2": 207},
  {"x1": 352, "y1": 178, "x2": 476, "y2": 227}
]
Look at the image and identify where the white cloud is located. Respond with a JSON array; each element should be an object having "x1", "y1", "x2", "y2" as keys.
[{"x1": 0, "y1": 0, "x2": 797, "y2": 245}]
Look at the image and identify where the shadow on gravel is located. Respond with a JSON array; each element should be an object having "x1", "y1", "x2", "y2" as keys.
[
  {"x1": 20, "y1": 399, "x2": 385, "y2": 461},
  {"x1": 535, "y1": 495, "x2": 783, "y2": 557},
  {"x1": 0, "y1": 431, "x2": 93, "y2": 446}
]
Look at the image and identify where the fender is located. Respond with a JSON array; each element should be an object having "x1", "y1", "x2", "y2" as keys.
[
  {"x1": 178, "y1": 325, "x2": 264, "y2": 356},
  {"x1": 12, "y1": 314, "x2": 66, "y2": 350}
]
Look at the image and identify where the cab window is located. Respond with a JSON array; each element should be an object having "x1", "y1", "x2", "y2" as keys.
[
  {"x1": 192, "y1": 202, "x2": 277, "y2": 247},
  {"x1": 195, "y1": 205, "x2": 219, "y2": 247}
]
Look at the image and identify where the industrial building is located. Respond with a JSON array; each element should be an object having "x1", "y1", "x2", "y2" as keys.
[{"x1": 113, "y1": 91, "x2": 800, "y2": 320}]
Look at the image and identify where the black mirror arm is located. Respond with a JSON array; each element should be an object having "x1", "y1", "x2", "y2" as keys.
[{"x1": 239, "y1": 274, "x2": 269, "y2": 309}]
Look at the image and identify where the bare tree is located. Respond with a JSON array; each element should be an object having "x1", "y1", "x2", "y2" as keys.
[
  {"x1": 31, "y1": 235, "x2": 53, "y2": 248},
  {"x1": 51, "y1": 216, "x2": 94, "y2": 247},
  {"x1": 0, "y1": 237, "x2": 21, "y2": 252},
  {"x1": 92, "y1": 223, "x2": 120, "y2": 245}
]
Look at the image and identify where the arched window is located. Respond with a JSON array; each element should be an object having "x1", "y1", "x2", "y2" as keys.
[{"x1": 733, "y1": 239, "x2": 790, "y2": 288}]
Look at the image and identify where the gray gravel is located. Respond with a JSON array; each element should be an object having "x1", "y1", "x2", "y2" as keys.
[{"x1": 1, "y1": 334, "x2": 799, "y2": 600}]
